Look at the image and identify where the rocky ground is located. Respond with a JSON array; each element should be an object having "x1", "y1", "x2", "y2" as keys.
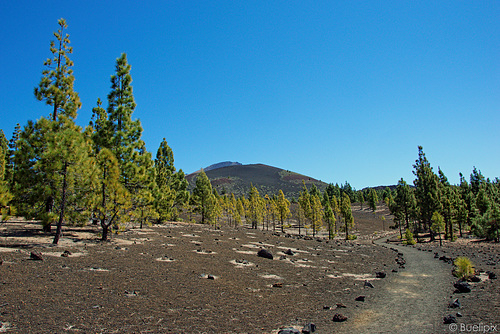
[
  {"x1": 409, "y1": 233, "x2": 500, "y2": 332},
  {"x1": 0, "y1": 206, "x2": 498, "y2": 333}
]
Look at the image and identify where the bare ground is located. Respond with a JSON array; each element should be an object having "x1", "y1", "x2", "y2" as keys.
[{"x1": 0, "y1": 206, "x2": 498, "y2": 333}]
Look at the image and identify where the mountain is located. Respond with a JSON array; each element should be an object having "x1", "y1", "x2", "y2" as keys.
[
  {"x1": 204, "y1": 161, "x2": 242, "y2": 172},
  {"x1": 186, "y1": 163, "x2": 328, "y2": 199}
]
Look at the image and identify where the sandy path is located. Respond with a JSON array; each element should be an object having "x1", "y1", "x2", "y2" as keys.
[{"x1": 335, "y1": 235, "x2": 453, "y2": 334}]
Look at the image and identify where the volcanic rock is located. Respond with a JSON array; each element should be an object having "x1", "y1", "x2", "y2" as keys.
[
  {"x1": 30, "y1": 251, "x2": 43, "y2": 261},
  {"x1": 257, "y1": 249, "x2": 274, "y2": 260},
  {"x1": 443, "y1": 315, "x2": 457, "y2": 324},
  {"x1": 332, "y1": 313, "x2": 348, "y2": 322},
  {"x1": 302, "y1": 323, "x2": 316, "y2": 334},
  {"x1": 454, "y1": 281, "x2": 471, "y2": 293}
]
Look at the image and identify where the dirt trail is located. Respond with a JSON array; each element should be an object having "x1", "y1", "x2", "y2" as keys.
[{"x1": 335, "y1": 235, "x2": 454, "y2": 334}]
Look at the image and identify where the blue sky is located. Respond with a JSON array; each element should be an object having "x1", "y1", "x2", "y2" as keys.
[{"x1": 1, "y1": 1, "x2": 498, "y2": 189}]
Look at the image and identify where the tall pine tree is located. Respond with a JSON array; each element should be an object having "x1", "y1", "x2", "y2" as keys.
[
  {"x1": 34, "y1": 18, "x2": 81, "y2": 121},
  {"x1": 105, "y1": 53, "x2": 157, "y2": 226},
  {"x1": 154, "y1": 139, "x2": 188, "y2": 222},
  {"x1": 413, "y1": 146, "x2": 441, "y2": 241}
]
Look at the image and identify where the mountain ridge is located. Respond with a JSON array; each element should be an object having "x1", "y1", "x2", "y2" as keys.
[{"x1": 186, "y1": 163, "x2": 328, "y2": 199}]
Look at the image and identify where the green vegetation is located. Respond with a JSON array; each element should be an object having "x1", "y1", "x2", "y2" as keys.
[
  {"x1": 453, "y1": 257, "x2": 475, "y2": 280},
  {"x1": 403, "y1": 229, "x2": 416, "y2": 245}
]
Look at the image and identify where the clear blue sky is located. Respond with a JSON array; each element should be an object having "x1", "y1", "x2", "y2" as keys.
[{"x1": 1, "y1": 1, "x2": 499, "y2": 189}]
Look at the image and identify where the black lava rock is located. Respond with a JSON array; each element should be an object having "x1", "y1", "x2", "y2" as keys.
[
  {"x1": 449, "y1": 298, "x2": 461, "y2": 309},
  {"x1": 454, "y1": 281, "x2": 471, "y2": 293},
  {"x1": 443, "y1": 315, "x2": 457, "y2": 324},
  {"x1": 302, "y1": 323, "x2": 316, "y2": 334},
  {"x1": 257, "y1": 249, "x2": 274, "y2": 260},
  {"x1": 332, "y1": 314, "x2": 348, "y2": 322},
  {"x1": 355, "y1": 296, "x2": 366, "y2": 302}
]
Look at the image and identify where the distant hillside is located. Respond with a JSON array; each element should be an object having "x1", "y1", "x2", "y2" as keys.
[
  {"x1": 204, "y1": 161, "x2": 242, "y2": 172},
  {"x1": 186, "y1": 163, "x2": 328, "y2": 199}
]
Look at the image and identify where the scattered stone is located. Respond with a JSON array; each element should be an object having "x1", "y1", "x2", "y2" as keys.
[
  {"x1": 272, "y1": 282, "x2": 283, "y2": 288},
  {"x1": 456, "y1": 312, "x2": 463, "y2": 317},
  {"x1": 0, "y1": 259, "x2": 2, "y2": 265},
  {"x1": 284, "y1": 249, "x2": 295, "y2": 256},
  {"x1": 488, "y1": 272, "x2": 497, "y2": 280},
  {"x1": 443, "y1": 315, "x2": 457, "y2": 324},
  {"x1": 449, "y1": 298, "x2": 461, "y2": 309},
  {"x1": 30, "y1": 251, "x2": 43, "y2": 261},
  {"x1": 124, "y1": 290, "x2": 138, "y2": 297},
  {"x1": 336, "y1": 303, "x2": 347, "y2": 308},
  {"x1": 364, "y1": 280, "x2": 375, "y2": 288},
  {"x1": 469, "y1": 275, "x2": 481, "y2": 283},
  {"x1": 302, "y1": 323, "x2": 316, "y2": 334},
  {"x1": 434, "y1": 252, "x2": 439, "y2": 258},
  {"x1": 278, "y1": 327, "x2": 300, "y2": 334},
  {"x1": 236, "y1": 259, "x2": 249, "y2": 265},
  {"x1": 61, "y1": 250, "x2": 72, "y2": 257},
  {"x1": 332, "y1": 313, "x2": 348, "y2": 322},
  {"x1": 375, "y1": 271, "x2": 386, "y2": 278},
  {"x1": 355, "y1": 296, "x2": 366, "y2": 302},
  {"x1": 454, "y1": 281, "x2": 471, "y2": 293},
  {"x1": 439, "y1": 256, "x2": 453, "y2": 264},
  {"x1": 257, "y1": 249, "x2": 274, "y2": 260},
  {"x1": 207, "y1": 274, "x2": 215, "y2": 280}
]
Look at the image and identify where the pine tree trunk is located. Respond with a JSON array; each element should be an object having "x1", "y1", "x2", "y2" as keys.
[
  {"x1": 102, "y1": 222, "x2": 109, "y2": 241},
  {"x1": 43, "y1": 196, "x2": 54, "y2": 233},
  {"x1": 345, "y1": 218, "x2": 349, "y2": 240}
]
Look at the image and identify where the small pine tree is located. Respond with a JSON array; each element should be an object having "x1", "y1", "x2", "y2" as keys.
[
  {"x1": 403, "y1": 228, "x2": 416, "y2": 245},
  {"x1": 276, "y1": 190, "x2": 291, "y2": 233},
  {"x1": 453, "y1": 257, "x2": 474, "y2": 280},
  {"x1": 431, "y1": 211, "x2": 445, "y2": 246},
  {"x1": 191, "y1": 170, "x2": 214, "y2": 224}
]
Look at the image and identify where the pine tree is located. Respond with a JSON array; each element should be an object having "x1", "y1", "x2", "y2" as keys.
[
  {"x1": 154, "y1": 139, "x2": 188, "y2": 222},
  {"x1": 431, "y1": 211, "x2": 445, "y2": 246},
  {"x1": 393, "y1": 178, "x2": 416, "y2": 238},
  {"x1": 413, "y1": 146, "x2": 441, "y2": 241},
  {"x1": 105, "y1": 53, "x2": 157, "y2": 225},
  {"x1": 0, "y1": 132, "x2": 14, "y2": 221},
  {"x1": 191, "y1": 170, "x2": 214, "y2": 224},
  {"x1": 299, "y1": 181, "x2": 312, "y2": 234},
  {"x1": 438, "y1": 168, "x2": 458, "y2": 241},
  {"x1": 34, "y1": 18, "x2": 81, "y2": 121},
  {"x1": 324, "y1": 201, "x2": 335, "y2": 239},
  {"x1": 276, "y1": 189, "x2": 291, "y2": 233},
  {"x1": 39, "y1": 117, "x2": 97, "y2": 244},
  {"x1": 368, "y1": 188, "x2": 378, "y2": 212},
  {"x1": 330, "y1": 194, "x2": 340, "y2": 234},
  {"x1": 94, "y1": 148, "x2": 131, "y2": 241},
  {"x1": 341, "y1": 192, "x2": 354, "y2": 240},
  {"x1": 6, "y1": 124, "x2": 21, "y2": 188},
  {"x1": 358, "y1": 191, "x2": 365, "y2": 210},
  {"x1": 459, "y1": 172, "x2": 475, "y2": 236},
  {"x1": 247, "y1": 184, "x2": 264, "y2": 229},
  {"x1": 310, "y1": 194, "x2": 323, "y2": 237}
]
